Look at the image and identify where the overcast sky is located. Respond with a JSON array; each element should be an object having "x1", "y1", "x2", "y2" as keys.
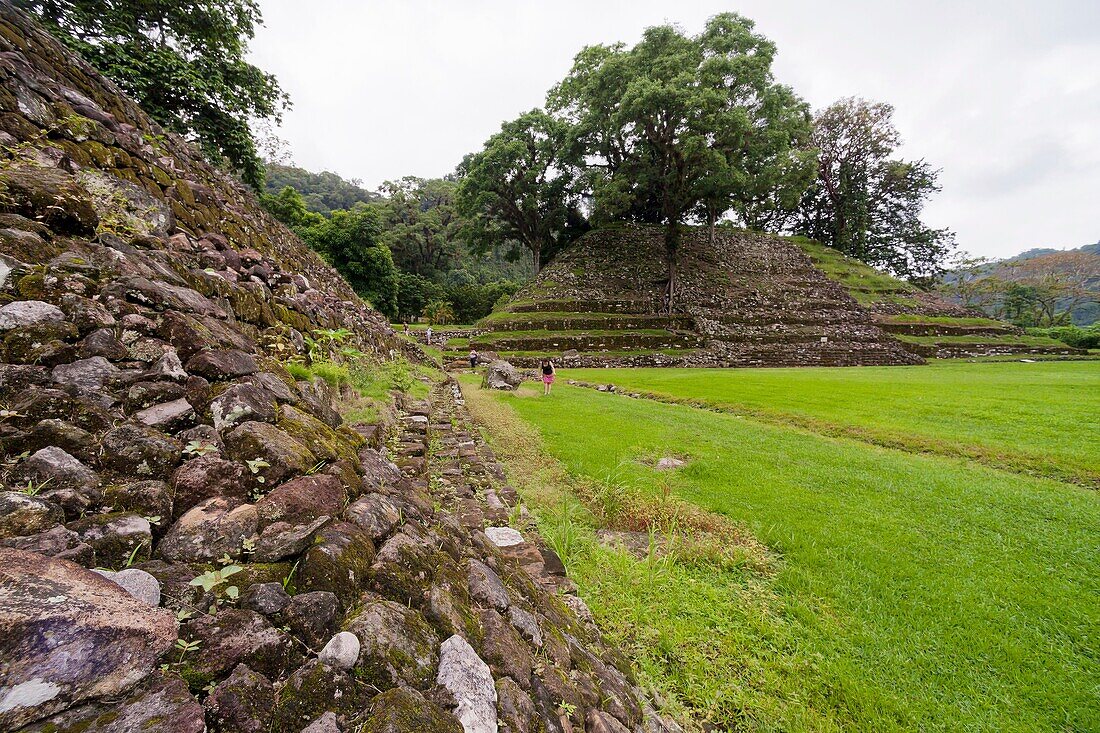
[{"x1": 248, "y1": 0, "x2": 1099, "y2": 260}]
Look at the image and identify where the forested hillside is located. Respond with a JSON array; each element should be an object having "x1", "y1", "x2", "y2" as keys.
[
  {"x1": 259, "y1": 170, "x2": 534, "y2": 324},
  {"x1": 941, "y1": 241, "x2": 1100, "y2": 328}
]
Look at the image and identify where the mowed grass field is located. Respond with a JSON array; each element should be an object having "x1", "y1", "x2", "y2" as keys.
[
  {"x1": 461, "y1": 362, "x2": 1100, "y2": 732},
  {"x1": 566, "y1": 361, "x2": 1100, "y2": 486}
]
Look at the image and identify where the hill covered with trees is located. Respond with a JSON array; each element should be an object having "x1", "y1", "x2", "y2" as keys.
[{"x1": 941, "y1": 242, "x2": 1100, "y2": 329}]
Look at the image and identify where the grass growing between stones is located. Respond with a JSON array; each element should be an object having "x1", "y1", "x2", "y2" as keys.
[
  {"x1": 565, "y1": 361, "x2": 1100, "y2": 487},
  {"x1": 460, "y1": 375, "x2": 1100, "y2": 732}
]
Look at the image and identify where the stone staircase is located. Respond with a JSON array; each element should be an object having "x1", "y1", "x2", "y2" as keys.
[{"x1": 479, "y1": 224, "x2": 921, "y2": 368}]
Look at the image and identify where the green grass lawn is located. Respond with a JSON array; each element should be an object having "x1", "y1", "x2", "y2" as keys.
[
  {"x1": 465, "y1": 374, "x2": 1099, "y2": 732},
  {"x1": 563, "y1": 361, "x2": 1100, "y2": 486}
]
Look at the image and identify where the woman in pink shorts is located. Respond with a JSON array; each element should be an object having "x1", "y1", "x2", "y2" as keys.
[{"x1": 540, "y1": 359, "x2": 556, "y2": 395}]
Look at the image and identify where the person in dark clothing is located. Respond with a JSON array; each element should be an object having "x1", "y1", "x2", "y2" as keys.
[
  {"x1": 469, "y1": 349, "x2": 479, "y2": 369},
  {"x1": 540, "y1": 359, "x2": 556, "y2": 395}
]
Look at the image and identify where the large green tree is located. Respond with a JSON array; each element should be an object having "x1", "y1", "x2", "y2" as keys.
[
  {"x1": 456, "y1": 109, "x2": 576, "y2": 274},
  {"x1": 20, "y1": 0, "x2": 289, "y2": 188},
  {"x1": 259, "y1": 185, "x2": 325, "y2": 230},
  {"x1": 795, "y1": 98, "x2": 955, "y2": 282},
  {"x1": 375, "y1": 176, "x2": 462, "y2": 279},
  {"x1": 549, "y1": 13, "x2": 812, "y2": 306},
  {"x1": 298, "y1": 206, "x2": 399, "y2": 318}
]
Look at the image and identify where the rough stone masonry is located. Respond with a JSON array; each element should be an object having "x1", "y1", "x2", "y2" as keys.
[{"x1": 0, "y1": 4, "x2": 679, "y2": 732}]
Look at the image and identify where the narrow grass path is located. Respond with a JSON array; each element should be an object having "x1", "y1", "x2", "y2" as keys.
[
  {"x1": 464, "y1": 377, "x2": 1100, "y2": 733},
  {"x1": 563, "y1": 361, "x2": 1100, "y2": 487}
]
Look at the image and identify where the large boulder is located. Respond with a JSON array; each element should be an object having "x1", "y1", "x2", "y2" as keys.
[
  {"x1": 271, "y1": 659, "x2": 367, "y2": 733},
  {"x1": 0, "y1": 300, "x2": 65, "y2": 331},
  {"x1": 0, "y1": 549, "x2": 176, "y2": 730},
  {"x1": 436, "y1": 634, "x2": 498, "y2": 733},
  {"x1": 171, "y1": 455, "x2": 249, "y2": 518},
  {"x1": 157, "y1": 497, "x2": 258, "y2": 562},
  {"x1": 100, "y1": 422, "x2": 182, "y2": 478},
  {"x1": 203, "y1": 663, "x2": 274, "y2": 733},
  {"x1": 359, "y1": 687, "x2": 462, "y2": 733},
  {"x1": 210, "y1": 383, "x2": 278, "y2": 431},
  {"x1": 68, "y1": 511, "x2": 152, "y2": 567},
  {"x1": 280, "y1": 591, "x2": 339, "y2": 649},
  {"x1": 345, "y1": 493, "x2": 403, "y2": 542},
  {"x1": 185, "y1": 349, "x2": 258, "y2": 381},
  {"x1": 179, "y1": 609, "x2": 293, "y2": 684},
  {"x1": 483, "y1": 360, "x2": 523, "y2": 391},
  {"x1": 297, "y1": 521, "x2": 375, "y2": 607},
  {"x1": 17, "y1": 671, "x2": 205, "y2": 733},
  {"x1": 0, "y1": 490, "x2": 63, "y2": 539},
  {"x1": 0, "y1": 525, "x2": 94, "y2": 565},
  {"x1": 10, "y1": 446, "x2": 101, "y2": 519},
  {"x1": 10, "y1": 446, "x2": 99, "y2": 500},
  {"x1": 254, "y1": 474, "x2": 345, "y2": 529},
  {"x1": 224, "y1": 421, "x2": 316, "y2": 486},
  {"x1": 51, "y1": 356, "x2": 121, "y2": 393},
  {"x1": 0, "y1": 165, "x2": 98, "y2": 236},
  {"x1": 344, "y1": 596, "x2": 440, "y2": 689}
]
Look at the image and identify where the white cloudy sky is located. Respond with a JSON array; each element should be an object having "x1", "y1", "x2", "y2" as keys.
[{"x1": 249, "y1": 0, "x2": 1099, "y2": 260}]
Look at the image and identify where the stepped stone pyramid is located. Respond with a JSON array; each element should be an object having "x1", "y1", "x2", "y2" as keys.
[{"x1": 477, "y1": 224, "x2": 925, "y2": 367}]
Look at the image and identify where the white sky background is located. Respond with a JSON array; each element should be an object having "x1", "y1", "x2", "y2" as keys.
[{"x1": 248, "y1": 0, "x2": 1099, "y2": 260}]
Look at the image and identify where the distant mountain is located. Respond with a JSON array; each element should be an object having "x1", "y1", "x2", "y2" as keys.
[
  {"x1": 946, "y1": 241, "x2": 1100, "y2": 326},
  {"x1": 1005, "y1": 241, "x2": 1100, "y2": 262}
]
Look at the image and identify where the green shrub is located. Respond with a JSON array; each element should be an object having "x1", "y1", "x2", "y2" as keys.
[
  {"x1": 310, "y1": 361, "x2": 351, "y2": 388},
  {"x1": 1026, "y1": 325, "x2": 1100, "y2": 349},
  {"x1": 284, "y1": 362, "x2": 312, "y2": 381}
]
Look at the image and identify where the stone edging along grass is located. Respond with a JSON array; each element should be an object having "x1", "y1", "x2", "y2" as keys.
[{"x1": 562, "y1": 379, "x2": 1100, "y2": 490}]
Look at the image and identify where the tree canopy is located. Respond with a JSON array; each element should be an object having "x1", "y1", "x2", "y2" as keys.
[
  {"x1": 456, "y1": 109, "x2": 577, "y2": 273},
  {"x1": 545, "y1": 12, "x2": 812, "y2": 306},
  {"x1": 263, "y1": 163, "x2": 378, "y2": 214},
  {"x1": 795, "y1": 98, "x2": 955, "y2": 283},
  {"x1": 21, "y1": 0, "x2": 290, "y2": 189},
  {"x1": 297, "y1": 205, "x2": 399, "y2": 319},
  {"x1": 375, "y1": 176, "x2": 463, "y2": 280}
]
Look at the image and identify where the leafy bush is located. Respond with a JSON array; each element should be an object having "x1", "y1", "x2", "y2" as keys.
[
  {"x1": 422, "y1": 299, "x2": 455, "y2": 325},
  {"x1": 1026, "y1": 325, "x2": 1100, "y2": 349},
  {"x1": 310, "y1": 361, "x2": 351, "y2": 388},
  {"x1": 445, "y1": 280, "x2": 521, "y2": 323}
]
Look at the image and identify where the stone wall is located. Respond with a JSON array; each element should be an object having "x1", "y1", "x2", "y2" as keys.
[
  {"x1": 491, "y1": 224, "x2": 923, "y2": 367},
  {"x1": 0, "y1": 5, "x2": 673, "y2": 733}
]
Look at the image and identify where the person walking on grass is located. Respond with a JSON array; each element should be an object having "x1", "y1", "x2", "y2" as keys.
[
  {"x1": 425, "y1": 326, "x2": 433, "y2": 345},
  {"x1": 469, "y1": 348, "x2": 479, "y2": 370},
  {"x1": 541, "y1": 358, "x2": 556, "y2": 395},
  {"x1": 402, "y1": 322, "x2": 410, "y2": 337}
]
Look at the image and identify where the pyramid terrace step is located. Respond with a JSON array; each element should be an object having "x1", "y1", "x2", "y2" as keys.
[
  {"x1": 481, "y1": 312, "x2": 695, "y2": 332},
  {"x1": 505, "y1": 298, "x2": 656, "y2": 314}
]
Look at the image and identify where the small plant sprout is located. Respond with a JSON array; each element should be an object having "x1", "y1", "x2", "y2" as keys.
[
  {"x1": 182, "y1": 440, "x2": 217, "y2": 458},
  {"x1": 241, "y1": 536, "x2": 256, "y2": 555},
  {"x1": 123, "y1": 540, "x2": 147, "y2": 568},
  {"x1": 18, "y1": 477, "x2": 53, "y2": 497},
  {"x1": 246, "y1": 458, "x2": 270, "y2": 483},
  {"x1": 282, "y1": 559, "x2": 299, "y2": 591},
  {"x1": 188, "y1": 564, "x2": 242, "y2": 609},
  {"x1": 174, "y1": 638, "x2": 201, "y2": 664}
]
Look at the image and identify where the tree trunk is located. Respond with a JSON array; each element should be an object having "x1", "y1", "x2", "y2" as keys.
[
  {"x1": 664, "y1": 222, "x2": 681, "y2": 314},
  {"x1": 532, "y1": 241, "x2": 542, "y2": 274},
  {"x1": 707, "y1": 210, "x2": 716, "y2": 246}
]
